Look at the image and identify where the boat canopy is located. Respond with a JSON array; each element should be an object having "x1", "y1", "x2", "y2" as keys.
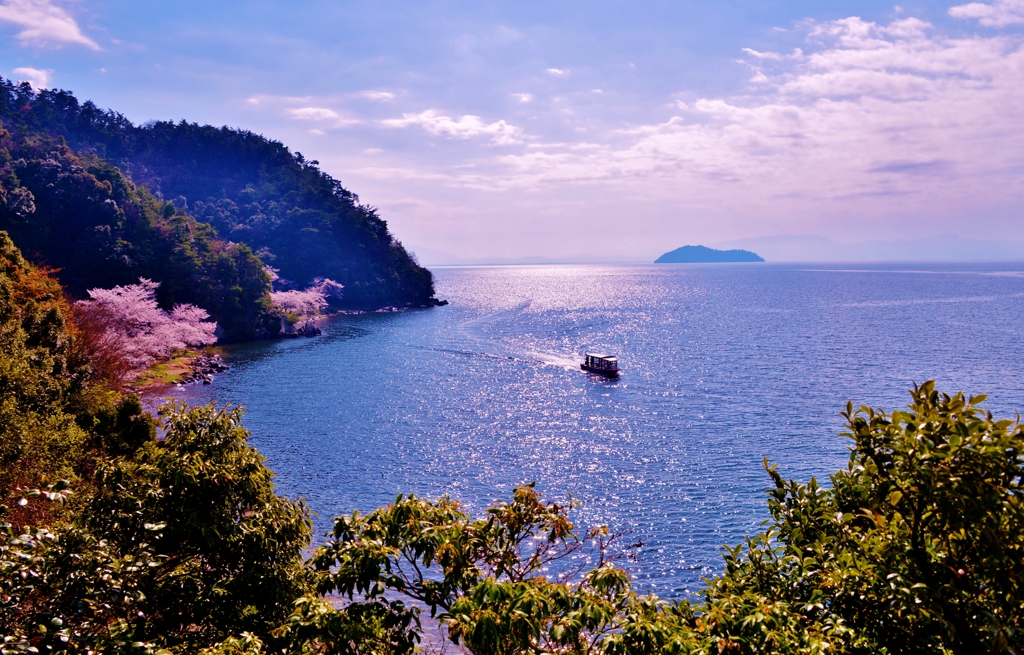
[
  {"x1": 582, "y1": 352, "x2": 620, "y2": 374},
  {"x1": 586, "y1": 353, "x2": 617, "y2": 362}
]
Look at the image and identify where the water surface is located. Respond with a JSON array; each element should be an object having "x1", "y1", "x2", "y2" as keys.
[{"x1": 160, "y1": 263, "x2": 1024, "y2": 596}]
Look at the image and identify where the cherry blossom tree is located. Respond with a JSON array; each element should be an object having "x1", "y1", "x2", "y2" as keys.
[
  {"x1": 76, "y1": 278, "x2": 218, "y2": 370},
  {"x1": 269, "y1": 278, "x2": 343, "y2": 318}
]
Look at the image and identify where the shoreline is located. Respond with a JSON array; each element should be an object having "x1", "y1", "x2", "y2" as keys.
[{"x1": 133, "y1": 300, "x2": 450, "y2": 398}]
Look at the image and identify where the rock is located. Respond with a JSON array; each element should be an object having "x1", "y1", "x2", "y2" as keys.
[
  {"x1": 176, "y1": 354, "x2": 230, "y2": 386},
  {"x1": 297, "y1": 320, "x2": 321, "y2": 337}
]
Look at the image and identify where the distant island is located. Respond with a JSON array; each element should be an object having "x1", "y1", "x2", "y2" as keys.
[{"x1": 655, "y1": 245, "x2": 765, "y2": 263}]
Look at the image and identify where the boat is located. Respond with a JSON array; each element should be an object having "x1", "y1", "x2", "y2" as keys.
[{"x1": 581, "y1": 353, "x2": 620, "y2": 377}]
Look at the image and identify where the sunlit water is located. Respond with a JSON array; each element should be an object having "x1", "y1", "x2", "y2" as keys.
[{"x1": 157, "y1": 263, "x2": 1024, "y2": 596}]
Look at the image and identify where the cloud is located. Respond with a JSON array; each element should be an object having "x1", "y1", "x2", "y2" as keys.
[
  {"x1": 419, "y1": 10, "x2": 1024, "y2": 235},
  {"x1": 949, "y1": 0, "x2": 1024, "y2": 26},
  {"x1": 360, "y1": 90, "x2": 395, "y2": 101},
  {"x1": 546, "y1": 67, "x2": 569, "y2": 76},
  {"x1": 12, "y1": 65, "x2": 50, "y2": 88},
  {"x1": 0, "y1": 0, "x2": 99, "y2": 49},
  {"x1": 511, "y1": 93, "x2": 533, "y2": 103},
  {"x1": 286, "y1": 107, "x2": 340, "y2": 121},
  {"x1": 741, "y1": 47, "x2": 785, "y2": 61},
  {"x1": 866, "y1": 159, "x2": 951, "y2": 174},
  {"x1": 284, "y1": 106, "x2": 359, "y2": 127},
  {"x1": 246, "y1": 93, "x2": 312, "y2": 106},
  {"x1": 336, "y1": 5, "x2": 1024, "y2": 248},
  {"x1": 381, "y1": 110, "x2": 523, "y2": 145},
  {"x1": 742, "y1": 47, "x2": 803, "y2": 62}
]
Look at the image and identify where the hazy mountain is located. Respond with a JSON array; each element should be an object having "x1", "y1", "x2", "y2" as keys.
[{"x1": 716, "y1": 235, "x2": 1024, "y2": 263}]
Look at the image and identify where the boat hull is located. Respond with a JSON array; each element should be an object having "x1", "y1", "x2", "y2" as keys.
[{"x1": 581, "y1": 364, "x2": 620, "y2": 377}]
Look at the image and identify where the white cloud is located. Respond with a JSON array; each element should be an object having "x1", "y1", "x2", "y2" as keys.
[
  {"x1": 742, "y1": 47, "x2": 803, "y2": 61},
  {"x1": 381, "y1": 110, "x2": 523, "y2": 145},
  {"x1": 742, "y1": 47, "x2": 785, "y2": 61},
  {"x1": 360, "y1": 90, "x2": 395, "y2": 101},
  {"x1": 949, "y1": 0, "x2": 1024, "y2": 26},
  {"x1": 12, "y1": 65, "x2": 50, "y2": 88},
  {"x1": 546, "y1": 67, "x2": 569, "y2": 76},
  {"x1": 0, "y1": 0, "x2": 98, "y2": 49},
  {"x1": 511, "y1": 93, "x2": 533, "y2": 103},
  {"x1": 286, "y1": 106, "x2": 340, "y2": 121},
  {"x1": 284, "y1": 106, "x2": 359, "y2": 127},
  {"x1": 246, "y1": 93, "x2": 313, "y2": 106}
]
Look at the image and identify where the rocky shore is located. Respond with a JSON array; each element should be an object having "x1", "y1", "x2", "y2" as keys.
[{"x1": 175, "y1": 354, "x2": 230, "y2": 386}]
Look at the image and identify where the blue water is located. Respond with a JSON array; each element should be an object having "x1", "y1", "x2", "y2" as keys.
[{"x1": 157, "y1": 263, "x2": 1024, "y2": 596}]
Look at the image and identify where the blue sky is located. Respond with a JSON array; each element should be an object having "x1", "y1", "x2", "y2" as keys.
[{"x1": 2, "y1": 0, "x2": 1023, "y2": 262}]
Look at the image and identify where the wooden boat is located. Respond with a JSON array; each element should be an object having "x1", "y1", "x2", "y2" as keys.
[{"x1": 581, "y1": 353, "x2": 620, "y2": 377}]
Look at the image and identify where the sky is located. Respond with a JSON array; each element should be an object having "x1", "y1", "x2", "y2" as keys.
[{"x1": 1, "y1": 0, "x2": 1022, "y2": 263}]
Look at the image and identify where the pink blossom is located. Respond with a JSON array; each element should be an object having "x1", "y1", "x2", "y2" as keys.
[
  {"x1": 77, "y1": 278, "x2": 219, "y2": 370},
  {"x1": 313, "y1": 277, "x2": 345, "y2": 299},
  {"x1": 270, "y1": 278, "x2": 343, "y2": 317}
]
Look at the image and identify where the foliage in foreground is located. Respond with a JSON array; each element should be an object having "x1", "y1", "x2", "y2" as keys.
[
  {"x1": 700, "y1": 382, "x2": 1024, "y2": 654},
  {"x1": 3, "y1": 382, "x2": 1024, "y2": 654},
  {"x1": 0, "y1": 234, "x2": 156, "y2": 512},
  {"x1": 0, "y1": 230, "x2": 86, "y2": 498},
  {"x1": 1, "y1": 403, "x2": 311, "y2": 654}
]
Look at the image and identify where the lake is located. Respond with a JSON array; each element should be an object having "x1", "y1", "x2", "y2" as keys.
[{"x1": 158, "y1": 262, "x2": 1024, "y2": 596}]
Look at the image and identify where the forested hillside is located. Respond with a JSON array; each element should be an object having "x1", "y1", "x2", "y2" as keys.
[{"x1": 0, "y1": 78, "x2": 437, "y2": 340}]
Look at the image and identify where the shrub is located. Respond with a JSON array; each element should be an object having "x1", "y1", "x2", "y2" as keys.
[{"x1": 85, "y1": 402, "x2": 312, "y2": 650}]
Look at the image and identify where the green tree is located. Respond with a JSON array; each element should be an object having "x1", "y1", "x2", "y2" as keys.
[
  {"x1": 85, "y1": 402, "x2": 312, "y2": 650},
  {"x1": 697, "y1": 382, "x2": 1024, "y2": 654},
  {"x1": 1, "y1": 403, "x2": 312, "y2": 654},
  {"x1": 0, "y1": 231, "x2": 88, "y2": 502},
  {"x1": 0, "y1": 482, "x2": 167, "y2": 655},
  {"x1": 305, "y1": 483, "x2": 695, "y2": 655}
]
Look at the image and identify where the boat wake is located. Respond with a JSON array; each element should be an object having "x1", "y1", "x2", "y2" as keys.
[{"x1": 421, "y1": 302, "x2": 586, "y2": 372}]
